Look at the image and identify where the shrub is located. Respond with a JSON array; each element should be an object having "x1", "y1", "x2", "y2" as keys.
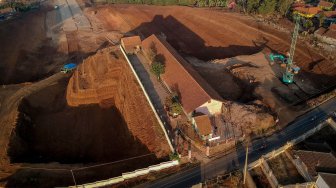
[
  {"x1": 170, "y1": 102, "x2": 183, "y2": 115},
  {"x1": 169, "y1": 152, "x2": 180, "y2": 161},
  {"x1": 151, "y1": 61, "x2": 165, "y2": 79}
]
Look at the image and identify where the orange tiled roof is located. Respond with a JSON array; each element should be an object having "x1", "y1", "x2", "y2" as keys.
[
  {"x1": 294, "y1": 6, "x2": 322, "y2": 15},
  {"x1": 142, "y1": 34, "x2": 223, "y2": 114},
  {"x1": 121, "y1": 36, "x2": 141, "y2": 53},
  {"x1": 324, "y1": 11, "x2": 336, "y2": 18},
  {"x1": 330, "y1": 24, "x2": 336, "y2": 31},
  {"x1": 318, "y1": 0, "x2": 334, "y2": 8},
  {"x1": 121, "y1": 36, "x2": 141, "y2": 46},
  {"x1": 292, "y1": 2, "x2": 306, "y2": 8},
  {"x1": 194, "y1": 115, "x2": 212, "y2": 136}
]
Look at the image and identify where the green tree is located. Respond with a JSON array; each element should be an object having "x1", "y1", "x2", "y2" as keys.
[
  {"x1": 258, "y1": 0, "x2": 277, "y2": 15},
  {"x1": 303, "y1": 19, "x2": 313, "y2": 30},
  {"x1": 171, "y1": 102, "x2": 183, "y2": 115},
  {"x1": 169, "y1": 152, "x2": 180, "y2": 161},
  {"x1": 151, "y1": 61, "x2": 165, "y2": 79},
  {"x1": 277, "y1": 0, "x2": 293, "y2": 16},
  {"x1": 246, "y1": 0, "x2": 259, "y2": 13},
  {"x1": 237, "y1": 0, "x2": 247, "y2": 13}
]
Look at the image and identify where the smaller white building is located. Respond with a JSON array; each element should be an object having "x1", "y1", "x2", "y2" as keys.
[
  {"x1": 192, "y1": 115, "x2": 213, "y2": 141},
  {"x1": 195, "y1": 99, "x2": 223, "y2": 116}
]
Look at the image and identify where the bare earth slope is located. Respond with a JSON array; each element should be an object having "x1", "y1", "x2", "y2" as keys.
[
  {"x1": 93, "y1": 5, "x2": 335, "y2": 91},
  {"x1": 66, "y1": 47, "x2": 170, "y2": 157},
  {"x1": 0, "y1": 47, "x2": 170, "y2": 187}
]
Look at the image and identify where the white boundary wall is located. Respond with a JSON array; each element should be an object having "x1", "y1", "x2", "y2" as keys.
[
  {"x1": 72, "y1": 160, "x2": 179, "y2": 188},
  {"x1": 120, "y1": 45, "x2": 174, "y2": 151}
]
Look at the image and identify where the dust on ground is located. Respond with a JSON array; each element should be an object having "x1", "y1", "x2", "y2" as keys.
[{"x1": 187, "y1": 53, "x2": 304, "y2": 128}]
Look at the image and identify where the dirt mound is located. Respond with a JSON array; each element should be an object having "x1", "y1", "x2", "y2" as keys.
[
  {"x1": 222, "y1": 101, "x2": 275, "y2": 135},
  {"x1": 66, "y1": 49, "x2": 122, "y2": 107}
]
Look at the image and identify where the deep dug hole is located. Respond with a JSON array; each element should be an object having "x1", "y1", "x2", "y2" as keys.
[{"x1": 8, "y1": 77, "x2": 154, "y2": 164}]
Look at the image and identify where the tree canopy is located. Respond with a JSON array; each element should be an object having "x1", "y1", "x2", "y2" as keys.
[
  {"x1": 170, "y1": 102, "x2": 183, "y2": 115},
  {"x1": 150, "y1": 61, "x2": 165, "y2": 78}
]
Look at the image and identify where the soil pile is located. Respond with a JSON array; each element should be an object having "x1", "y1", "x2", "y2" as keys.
[
  {"x1": 222, "y1": 101, "x2": 275, "y2": 135},
  {"x1": 66, "y1": 49, "x2": 122, "y2": 107}
]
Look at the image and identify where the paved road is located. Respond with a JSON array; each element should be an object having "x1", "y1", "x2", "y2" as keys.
[{"x1": 136, "y1": 97, "x2": 336, "y2": 188}]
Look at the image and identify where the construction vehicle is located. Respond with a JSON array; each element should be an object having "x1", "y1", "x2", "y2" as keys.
[
  {"x1": 282, "y1": 15, "x2": 301, "y2": 84},
  {"x1": 269, "y1": 53, "x2": 286, "y2": 64},
  {"x1": 61, "y1": 63, "x2": 77, "y2": 73}
]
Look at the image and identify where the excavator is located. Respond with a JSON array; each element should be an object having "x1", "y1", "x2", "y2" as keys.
[
  {"x1": 269, "y1": 53, "x2": 286, "y2": 64},
  {"x1": 269, "y1": 15, "x2": 301, "y2": 84}
]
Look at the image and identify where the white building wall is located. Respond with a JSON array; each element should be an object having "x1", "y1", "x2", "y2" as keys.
[
  {"x1": 195, "y1": 99, "x2": 222, "y2": 116},
  {"x1": 316, "y1": 175, "x2": 329, "y2": 188}
]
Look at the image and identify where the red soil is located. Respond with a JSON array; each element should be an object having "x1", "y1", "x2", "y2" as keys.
[{"x1": 93, "y1": 5, "x2": 335, "y2": 90}]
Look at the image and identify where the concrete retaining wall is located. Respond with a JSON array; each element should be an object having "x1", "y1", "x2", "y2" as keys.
[
  {"x1": 120, "y1": 45, "x2": 174, "y2": 152},
  {"x1": 72, "y1": 160, "x2": 179, "y2": 187}
]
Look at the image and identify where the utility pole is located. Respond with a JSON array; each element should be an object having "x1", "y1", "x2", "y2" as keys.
[{"x1": 243, "y1": 142, "x2": 249, "y2": 184}]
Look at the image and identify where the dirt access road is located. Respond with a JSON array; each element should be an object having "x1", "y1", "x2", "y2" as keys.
[{"x1": 93, "y1": 5, "x2": 335, "y2": 92}]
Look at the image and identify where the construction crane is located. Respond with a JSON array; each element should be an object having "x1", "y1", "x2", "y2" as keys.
[{"x1": 282, "y1": 15, "x2": 301, "y2": 84}]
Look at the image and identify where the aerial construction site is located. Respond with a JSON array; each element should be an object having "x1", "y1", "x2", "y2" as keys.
[{"x1": 0, "y1": 0, "x2": 336, "y2": 187}]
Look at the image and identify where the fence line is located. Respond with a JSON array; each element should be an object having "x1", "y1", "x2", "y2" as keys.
[
  {"x1": 120, "y1": 45, "x2": 174, "y2": 152},
  {"x1": 70, "y1": 160, "x2": 179, "y2": 188}
]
